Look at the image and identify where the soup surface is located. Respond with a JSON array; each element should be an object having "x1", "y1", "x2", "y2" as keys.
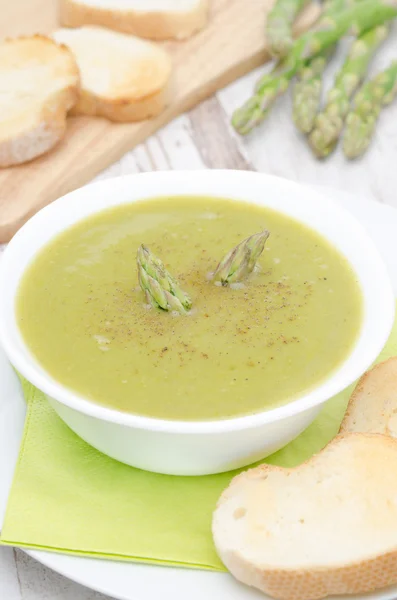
[{"x1": 17, "y1": 197, "x2": 363, "y2": 421}]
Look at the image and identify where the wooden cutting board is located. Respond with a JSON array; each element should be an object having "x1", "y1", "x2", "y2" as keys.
[{"x1": 0, "y1": 0, "x2": 319, "y2": 242}]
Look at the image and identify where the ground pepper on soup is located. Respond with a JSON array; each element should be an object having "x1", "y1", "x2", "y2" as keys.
[{"x1": 17, "y1": 197, "x2": 363, "y2": 421}]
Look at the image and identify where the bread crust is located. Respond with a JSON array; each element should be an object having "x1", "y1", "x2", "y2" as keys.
[
  {"x1": 60, "y1": 0, "x2": 210, "y2": 40},
  {"x1": 70, "y1": 83, "x2": 171, "y2": 122},
  {"x1": 213, "y1": 433, "x2": 397, "y2": 600},
  {"x1": 340, "y1": 357, "x2": 397, "y2": 435},
  {"x1": 0, "y1": 35, "x2": 80, "y2": 167},
  {"x1": 221, "y1": 540, "x2": 397, "y2": 600},
  {"x1": 53, "y1": 27, "x2": 172, "y2": 122}
]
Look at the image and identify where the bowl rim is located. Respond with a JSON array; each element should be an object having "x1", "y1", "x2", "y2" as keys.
[{"x1": 0, "y1": 170, "x2": 394, "y2": 434}]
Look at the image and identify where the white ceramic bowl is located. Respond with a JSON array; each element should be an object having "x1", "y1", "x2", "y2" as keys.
[{"x1": 0, "y1": 171, "x2": 394, "y2": 476}]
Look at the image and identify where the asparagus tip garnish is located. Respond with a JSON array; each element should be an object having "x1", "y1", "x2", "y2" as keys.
[
  {"x1": 212, "y1": 230, "x2": 270, "y2": 287},
  {"x1": 137, "y1": 245, "x2": 192, "y2": 315}
]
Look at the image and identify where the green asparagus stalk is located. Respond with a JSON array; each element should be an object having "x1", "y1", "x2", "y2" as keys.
[
  {"x1": 266, "y1": 0, "x2": 310, "y2": 58},
  {"x1": 292, "y1": 0, "x2": 363, "y2": 133},
  {"x1": 254, "y1": 0, "x2": 353, "y2": 96},
  {"x1": 293, "y1": 47, "x2": 335, "y2": 133},
  {"x1": 137, "y1": 245, "x2": 192, "y2": 314},
  {"x1": 232, "y1": 0, "x2": 397, "y2": 135},
  {"x1": 260, "y1": 0, "x2": 346, "y2": 133},
  {"x1": 309, "y1": 24, "x2": 391, "y2": 158},
  {"x1": 212, "y1": 230, "x2": 270, "y2": 286},
  {"x1": 343, "y1": 60, "x2": 397, "y2": 158}
]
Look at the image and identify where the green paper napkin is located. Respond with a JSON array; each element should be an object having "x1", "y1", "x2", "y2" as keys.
[{"x1": 2, "y1": 309, "x2": 397, "y2": 570}]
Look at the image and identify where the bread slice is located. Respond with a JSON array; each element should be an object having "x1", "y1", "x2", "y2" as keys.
[
  {"x1": 340, "y1": 357, "x2": 397, "y2": 436},
  {"x1": 213, "y1": 433, "x2": 397, "y2": 600},
  {"x1": 0, "y1": 36, "x2": 80, "y2": 168},
  {"x1": 52, "y1": 27, "x2": 172, "y2": 122},
  {"x1": 60, "y1": 0, "x2": 210, "y2": 40}
]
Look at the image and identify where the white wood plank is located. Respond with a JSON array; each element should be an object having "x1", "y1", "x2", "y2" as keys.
[
  {"x1": 0, "y1": 548, "x2": 22, "y2": 599},
  {"x1": 93, "y1": 152, "x2": 140, "y2": 181},
  {"x1": 14, "y1": 550, "x2": 109, "y2": 600},
  {"x1": 94, "y1": 115, "x2": 205, "y2": 181},
  {"x1": 155, "y1": 117, "x2": 205, "y2": 170},
  {"x1": 188, "y1": 98, "x2": 253, "y2": 170}
]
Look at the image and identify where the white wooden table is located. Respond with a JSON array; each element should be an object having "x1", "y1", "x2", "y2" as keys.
[{"x1": 1, "y1": 30, "x2": 397, "y2": 599}]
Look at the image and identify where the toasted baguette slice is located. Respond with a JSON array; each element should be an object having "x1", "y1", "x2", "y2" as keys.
[
  {"x1": 213, "y1": 433, "x2": 397, "y2": 600},
  {"x1": 0, "y1": 36, "x2": 79, "y2": 168},
  {"x1": 60, "y1": 0, "x2": 210, "y2": 40},
  {"x1": 52, "y1": 27, "x2": 172, "y2": 122},
  {"x1": 340, "y1": 357, "x2": 397, "y2": 436}
]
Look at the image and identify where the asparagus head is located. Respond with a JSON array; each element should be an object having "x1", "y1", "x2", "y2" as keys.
[
  {"x1": 266, "y1": 0, "x2": 310, "y2": 58},
  {"x1": 309, "y1": 24, "x2": 390, "y2": 158},
  {"x1": 343, "y1": 61, "x2": 397, "y2": 159},
  {"x1": 212, "y1": 230, "x2": 270, "y2": 286},
  {"x1": 293, "y1": 48, "x2": 335, "y2": 134},
  {"x1": 137, "y1": 245, "x2": 192, "y2": 314},
  {"x1": 292, "y1": 0, "x2": 362, "y2": 133},
  {"x1": 232, "y1": 0, "x2": 397, "y2": 135},
  {"x1": 235, "y1": 0, "x2": 354, "y2": 134}
]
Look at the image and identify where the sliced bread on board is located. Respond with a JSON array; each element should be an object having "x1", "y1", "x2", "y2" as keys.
[
  {"x1": 213, "y1": 433, "x2": 397, "y2": 600},
  {"x1": 52, "y1": 26, "x2": 172, "y2": 122},
  {"x1": 340, "y1": 356, "x2": 397, "y2": 436},
  {"x1": 0, "y1": 35, "x2": 79, "y2": 167},
  {"x1": 60, "y1": 0, "x2": 210, "y2": 40}
]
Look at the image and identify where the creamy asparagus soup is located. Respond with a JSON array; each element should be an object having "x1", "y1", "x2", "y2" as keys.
[{"x1": 17, "y1": 197, "x2": 363, "y2": 421}]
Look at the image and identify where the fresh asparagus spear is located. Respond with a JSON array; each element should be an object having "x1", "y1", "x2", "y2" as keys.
[
  {"x1": 137, "y1": 245, "x2": 192, "y2": 314},
  {"x1": 212, "y1": 231, "x2": 270, "y2": 287},
  {"x1": 254, "y1": 0, "x2": 352, "y2": 96},
  {"x1": 292, "y1": 0, "x2": 361, "y2": 133},
  {"x1": 343, "y1": 60, "x2": 397, "y2": 158},
  {"x1": 309, "y1": 24, "x2": 391, "y2": 158},
  {"x1": 293, "y1": 47, "x2": 335, "y2": 133},
  {"x1": 266, "y1": 0, "x2": 310, "y2": 58},
  {"x1": 232, "y1": 0, "x2": 397, "y2": 135},
  {"x1": 254, "y1": 0, "x2": 346, "y2": 134}
]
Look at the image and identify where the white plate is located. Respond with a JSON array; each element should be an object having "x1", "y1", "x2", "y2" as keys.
[{"x1": 1, "y1": 184, "x2": 397, "y2": 600}]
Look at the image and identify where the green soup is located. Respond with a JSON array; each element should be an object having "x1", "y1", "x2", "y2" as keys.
[{"x1": 17, "y1": 197, "x2": 363, "y2": 421}]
